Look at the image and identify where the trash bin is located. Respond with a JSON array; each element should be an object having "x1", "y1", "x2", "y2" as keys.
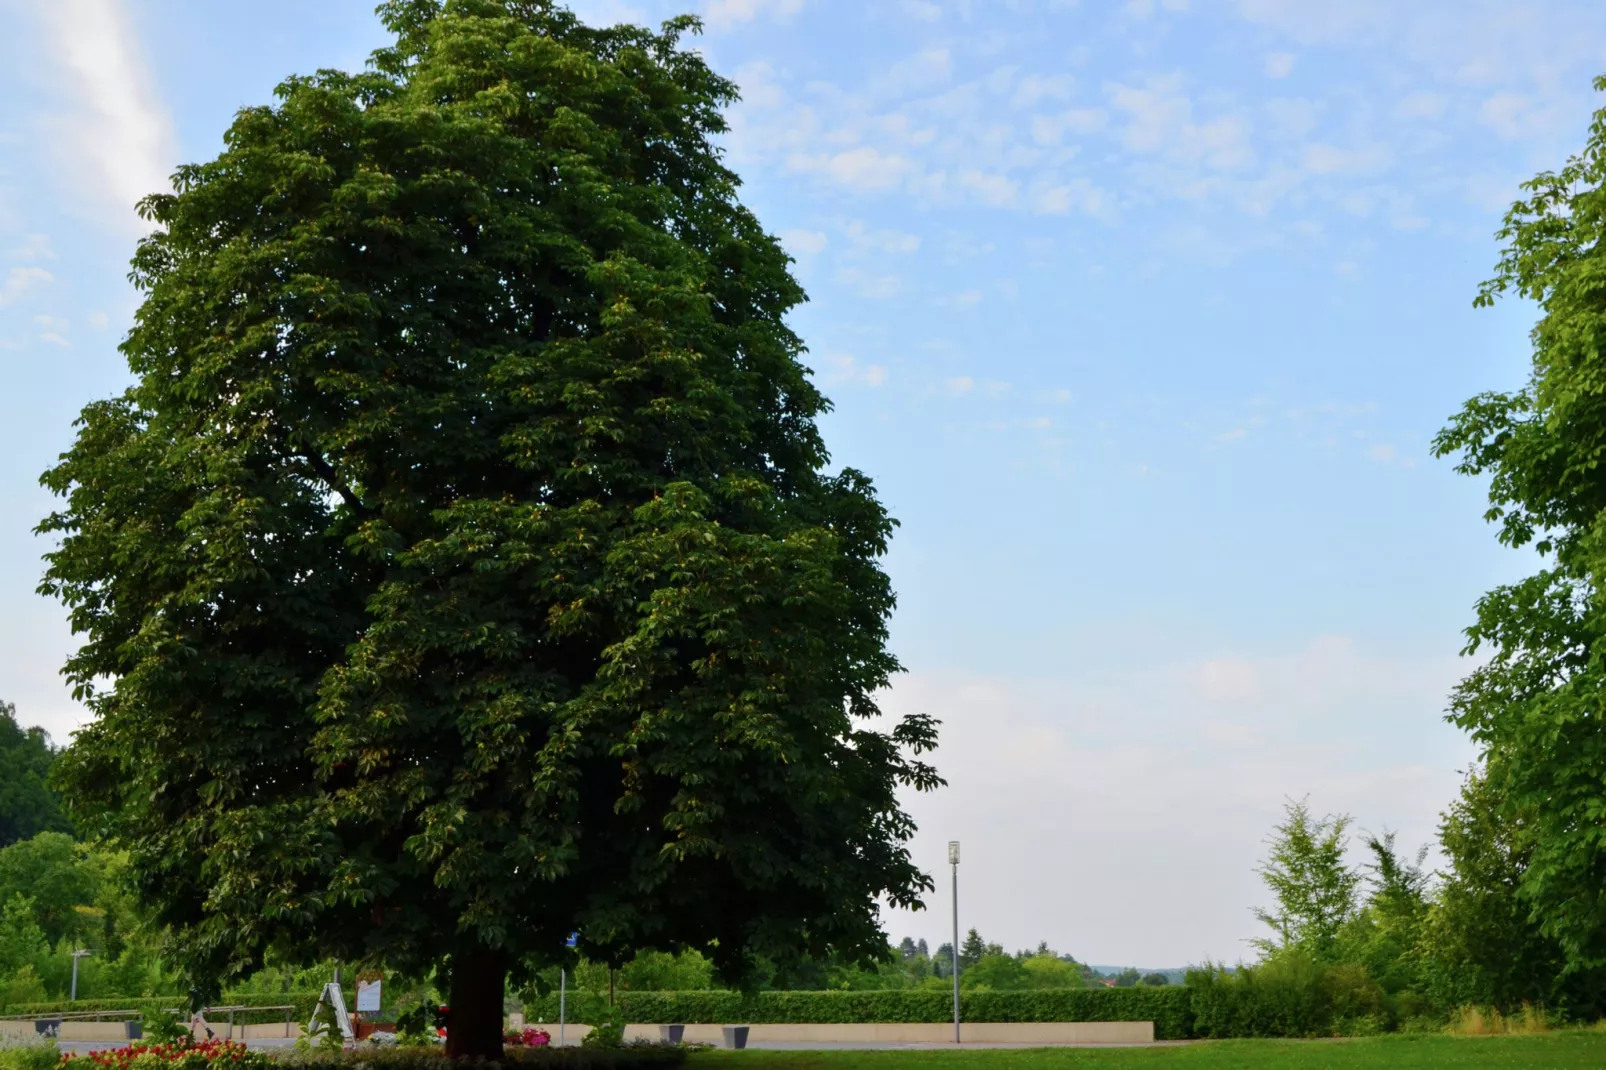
[
  {"x1": 658, "y1": 1025, "x2": 685, "y2": 1044},
  {"x1": 125, "y1": 1021, "x2": 145, "y2": 1040},
  {"x1": 34, "y1": 1020, "x2": 61, "y2": 1038},
  {"x1": 721, "y1": 1025, "x2": 749, "y2": 1050}
]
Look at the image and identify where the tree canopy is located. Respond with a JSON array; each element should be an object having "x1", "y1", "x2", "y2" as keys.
[
  {"x1": 38, "y1": 0, "x2": 939, "y2": 1054},
  {"x1": 0, "y1": 701, "x2": 71, "y2": 848},
  {"x1": 1434, "y1": 75, "x2": 1606, "y2": 974}
]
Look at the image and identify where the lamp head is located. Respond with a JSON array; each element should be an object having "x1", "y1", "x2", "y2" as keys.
[{"x1": 948, "y1": 841, "x2": 960, "y2": 865}]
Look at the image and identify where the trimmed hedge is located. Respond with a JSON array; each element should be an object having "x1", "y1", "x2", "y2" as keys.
[
  {"x1": 0, "y1": 992, "x2": 330, "y2": 1024},
  {"x1": 522, "y1": 989, "x2": 1193, "y2": 1041}
]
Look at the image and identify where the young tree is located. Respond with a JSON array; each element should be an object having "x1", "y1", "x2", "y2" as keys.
[
  {"x1": 1435, "y1": 77, "x2": 1606, "y2": 972},
  {"x1": 1252, "y1": 799, "x2": 1360, "y2": 962},
  {"x1": 40, "y1": 0, "x2": 940, "y2": 1055}
]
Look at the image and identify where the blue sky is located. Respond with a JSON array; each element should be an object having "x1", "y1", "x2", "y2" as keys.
[{"x1": 3, "y1": 0, "x2": 1604, "y2": 966}]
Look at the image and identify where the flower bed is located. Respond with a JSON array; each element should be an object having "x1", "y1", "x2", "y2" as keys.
[{"x1": 60, "y1": 1040, "x2": 269, "y2": 1070}]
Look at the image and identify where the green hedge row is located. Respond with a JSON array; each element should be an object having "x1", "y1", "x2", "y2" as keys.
[
  {"x1": 523, "y1": 988, "x2": 1194, "y2": 1041},
  {"x1": 0, "y1": 991, "x2": 331, "y2": 1024}
]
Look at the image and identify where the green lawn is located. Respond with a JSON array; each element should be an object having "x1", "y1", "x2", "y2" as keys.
[{"x1": 687, "y1": 1032, "x2": 1606, "y2": 1069}]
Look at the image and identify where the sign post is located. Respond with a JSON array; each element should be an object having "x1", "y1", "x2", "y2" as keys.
[{"x1": 561, "y1": 933, "x2": 577, "y2": 1046}]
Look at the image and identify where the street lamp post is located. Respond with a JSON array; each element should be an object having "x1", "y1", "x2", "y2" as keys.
[
  {"x1": 70, "y1": 950, "x2": 92, "y2": 1002},
  {"x1": 949, "y1": 840, "x2": 960, "y2": 1044}
]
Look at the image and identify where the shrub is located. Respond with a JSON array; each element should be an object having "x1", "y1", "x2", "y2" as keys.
[
  {"x1": 1186, "y1": 955, "x2": 1396, "y2": 1038},
  {"x1": 0, "y1": 1037, "x2": 58, "y2": 1070}
]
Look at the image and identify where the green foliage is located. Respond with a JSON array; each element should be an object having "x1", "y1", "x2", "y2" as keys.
[
  {"x1": 960, "y1": 955, "x2": 1027, "y2": 991},
  {"x1": 0, "y1": 702, "x2": 70, "y2": 849},
  {"x1": 144, "y1": 1009, "x2": 193, "y2": 1044},
  {"x1": 0, "y1": 832, "x2": 100, "y2": 947},
  {"x1": 1252, "y1": 800, "x2": 1360, "y2": 963},
  {"x1": 617, "y1": 952, "x2": 713, "y2": 994},
  {"x1": 519, "y1": 988, "x2": 1194, "y2": 1040},
  {"x1": 1186, "y1": 954, "x2": 1393, "y2": 1038},
  {"x1": 40, "y1": 5, "x2": 938, "y2": 1054},
  {"x1": 1433, "y1": 76, "x2": 1606, "y2": 973},
  {"x1": 581, "y1": 1007, "x2": 626, "y2": 1049},
  {"x1": 0, "y1": 1038, "x2": 58, "y2": 1070},
  {"x1": 1416, "y1": 769, "x2": 1606, "y2": 1017}
]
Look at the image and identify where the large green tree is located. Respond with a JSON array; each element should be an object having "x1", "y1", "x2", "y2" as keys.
[
  {"x1": 0, "y1": 702, "x2": 71, "y2": 847},
  {"x1": 1416, "y1": 767, "x2": 1606, "y2": 1015},
  {"x1": 1435, "y1": 76, "x2": 1606, "y2": 974},
  {"x1": 39, "y1": 0, "x2": 939, "y2": 1055}
]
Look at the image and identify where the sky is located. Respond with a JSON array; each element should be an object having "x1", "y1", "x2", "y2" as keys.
[{"x1": 3, "y1": 0, "x2": 1605, "y2": 969}]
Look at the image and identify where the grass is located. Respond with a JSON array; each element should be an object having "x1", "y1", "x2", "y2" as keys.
[{"x1": 686, "y1": 1031, "x2": 1606, "y2": 1069}]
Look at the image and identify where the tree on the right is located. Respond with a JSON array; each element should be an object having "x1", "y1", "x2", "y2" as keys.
[{"x1": 1436, "y1": 74, "x2": 1606, "y2": 972}]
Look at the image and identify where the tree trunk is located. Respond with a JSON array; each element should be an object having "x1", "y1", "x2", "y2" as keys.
[{"x1": 446, "y1": 945, "x2": 506, "y2": 1059}]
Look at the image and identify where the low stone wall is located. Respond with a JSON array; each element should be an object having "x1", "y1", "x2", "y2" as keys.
[{"x1": 614, "y1": 1021, "x2": 1154, "y2": 1045}]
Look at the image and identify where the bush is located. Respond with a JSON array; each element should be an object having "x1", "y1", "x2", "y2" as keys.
[
  {"x1": 0, "y1": 1037, "x2": 58, "y2": 1070},
  {"x1": 1186, "y1": 955, "x2": 1397, "y2": 1038},
  {"x1": 521, "y1": 988, "x2": 1194, "y2": 1040}
]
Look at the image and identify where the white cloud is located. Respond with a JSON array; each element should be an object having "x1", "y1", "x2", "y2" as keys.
[
  {"x1": 734, "y1": 61, "x2": 787, "y2": 110},
  {"x1": 951, "y1": 289, "x2": 984, "y2": 309},
  {"x1": 31, "y1": 0, "x2": 175, "y2": 229},
  {"x1": 1031, "y1": 107, "x2": 1108, "y2": 144},
  {"x1": 1477, "y1": 91, "x2": 1567, "y2": 141},
  {"x1": 789, "y1": 146, "x2": 913, "y2": 191},
  {"x1": 0, "y1": 266, "x2": 52, "y2": 307},
  {"x1": 1264, "y1": 52, "x2": 1297, "y2": 78},
  {"x1": 39, "y1": 331, "x2": 69, "y2": 347},
  {"x1": 947, "y1": 376, "x2": 975, "y2": 395},
  {"x1": 845, "y1": 221, "x2": 921, "y2": 255},
  {"x1": 1033, "y1": 180, "x2": 1110, "y2": 218},
  {"x1": 819, "y1": 353, "x2": 889, "y2": 388},
  {"x1": 779, "y1": 228, "x2": 828, "y2": 256},
  {"x1": 902, "y1": 0, "x2": 943, "y2": 19},
  {"x1": 1263, "y1": 98, "x2": 1317, "y2": 138},
  {"x1": 7, "y1": 235, "x2": 55, "y2": 261},
  {"x1": 835, "y1": 266, "x2": 905, "y2": 299},
  {"x1": 958, "y1": 170, "x2": 1019, "y2": 207},
  {"x1": 1107, "y1": 76, "x2": 1254, "y2": 170},
  {"x1": 704, "y1": 0, "x2": 803, "y2": 30},
  {"x1": 878, "y1": 49, "x2": 953, "y2": 98},
  {"x1": 1234, "y1": 0, "x2": 1390, "y2": 44},
  {"x1": 1302, "y1": 143, "x2": 1391, "y2": 175},
  {"x1": 1012, "y1": 74, "x2": 1074, "y2": 108},
  {"x1": 1396, "y1": 91, "x2": 1448, "y2": 120},
  {"x1": 1369, "y1": 443, "x2": 1398, "y2": 463}
]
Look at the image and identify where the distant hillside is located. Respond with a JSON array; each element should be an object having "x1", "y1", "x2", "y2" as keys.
[{"x1": 1086, "y1": 965, "x2": 1190, "y2": 985}]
